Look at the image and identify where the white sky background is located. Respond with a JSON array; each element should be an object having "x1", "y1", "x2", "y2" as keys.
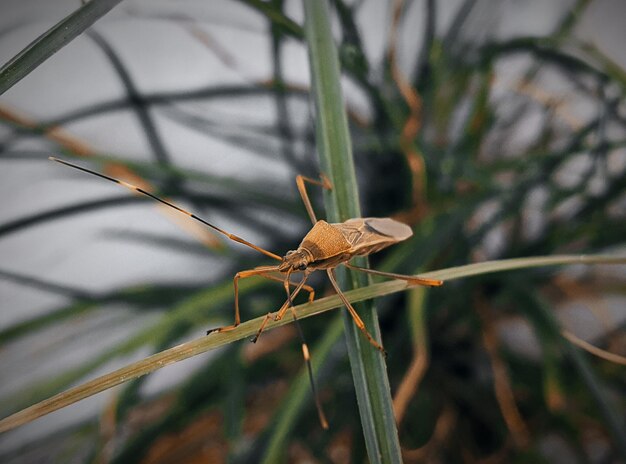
[{"x1": 0, "y1": 0, "x2": 625, "y2": 457}]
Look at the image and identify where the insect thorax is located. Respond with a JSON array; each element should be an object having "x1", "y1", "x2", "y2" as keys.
[{"x1": 299, "y1": 220, "x2": 352, "y2": 260}]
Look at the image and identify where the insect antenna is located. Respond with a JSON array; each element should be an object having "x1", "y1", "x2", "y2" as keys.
[
  {"x1": 49, "y1": 157, "x2": 282, "y2": 261},
  {"x1": 291, "y1": 308, "x2": 329, "y2": 429},
  {"x1": 251, "y1": 272, "x2": 329, "y2": 428},
  {"x1": 284, "y1": 270, "x2": 329, "y2": 429}
]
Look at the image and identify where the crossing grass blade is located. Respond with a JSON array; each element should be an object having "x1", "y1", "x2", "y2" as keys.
[
  {"x1": 0, "y1": 0, "x2": 124, "y2": 95},
  {"x1": 0, "y1": 253, "x2": 623, "y2": 434},
  {"x1": 1, "y1": 278, "x2": 267, "y2": 416}
]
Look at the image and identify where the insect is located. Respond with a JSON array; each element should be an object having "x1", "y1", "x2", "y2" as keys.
[{"x1": 49, "y1": 157, "x2": 443, "y2": 427}]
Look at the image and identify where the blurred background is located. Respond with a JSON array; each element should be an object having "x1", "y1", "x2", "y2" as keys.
[{"x1": 0, "y1": 0, "x2": 625, "y2": 462}]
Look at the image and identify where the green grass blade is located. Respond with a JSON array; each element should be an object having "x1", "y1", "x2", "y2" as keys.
[
  {"x1": 0, "y1": 0, "x2": 124, "y2": 95},
  {"x1": 0, "y1": 253, "x2": 623, "y2": 433},
  {"x1": 3, "y1": 278, "x2": 264, "y2": 414},
  {"x1": 303, "y1": 1, "x2": 402, "y2": 462}
]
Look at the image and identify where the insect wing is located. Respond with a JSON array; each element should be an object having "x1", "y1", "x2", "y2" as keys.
[{"x1": 332, "y1": 217, "x2": 413, "y2": 256}]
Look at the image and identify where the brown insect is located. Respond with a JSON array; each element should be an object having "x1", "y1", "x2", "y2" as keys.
[
  {"x1": 49, "y1": 157, "x2": 443, "y2": 427},
  {"x1": 236, "y1": 176, "x2": 444, "y2": 352}
]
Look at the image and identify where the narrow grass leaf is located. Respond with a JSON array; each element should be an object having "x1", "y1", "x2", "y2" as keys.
[
  {"x1": 303, "y1": 1, "x2": 402, "y2": 462},
  {"x1": 0, "y1": 253, "x2": 623, "y2": 433},
  {"x1": 0, "y1": 0, "x2": 125, "y2": 95}
]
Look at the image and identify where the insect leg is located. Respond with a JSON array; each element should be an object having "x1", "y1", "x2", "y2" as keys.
[
  {"x1": 252, "y1": 276, "x2": 310, "y2": 343},
  {"x1": 326, "y1": 269, "x2": 386, "y2": 354},
  {"x1": 257, "y1": 273, "x2": 316, "y2": 304},
  {"x1": 280, "y1": 274, "x2": 330, "y2": 429},
  {"x1": 207, "y1": 265, "x2": 279, "y2": 334},
  {"x1": 253, "y1": 272, "x2": 308, "y2": 342},
  {"x1": 246, "y1": 271, "x2": 315, "y2": 341},
  {"x1": 274, "y1": 274, "x2": 313, "y2": 321},
  {"x1": 296, "y1": 174, "x2": 332, "y2": 225},
  {"x1": 252, "y1": 272, "x2": 329, "y2": 429},
  {"x1": 251, "y1": 275, "x2": 310, "y2": 342},
  {"x1": 345, "y1": 263, "x2": 443, "y2": 286}
]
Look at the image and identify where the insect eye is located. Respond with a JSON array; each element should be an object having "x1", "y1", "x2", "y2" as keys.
[{"x1": 298, "y1": 264, "x2": 307, "y2": 271}]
